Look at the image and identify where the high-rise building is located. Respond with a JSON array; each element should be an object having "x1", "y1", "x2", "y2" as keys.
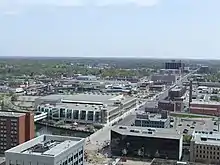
[
  {"x1": 0, "y1": 111, "x2": 34, "y2": 154},
  {"x1": 165, "y1": 60, "x2": 184, "y2": 70},
  {"x1": 5, "y1": 135, "x2": 85, "y2": 165}
]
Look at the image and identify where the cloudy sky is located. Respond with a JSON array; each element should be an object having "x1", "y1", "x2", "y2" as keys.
[{"x1": 0, "y1": 0, "x2": 219, "y2": 59}]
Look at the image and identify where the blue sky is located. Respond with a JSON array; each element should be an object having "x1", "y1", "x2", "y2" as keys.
[{"x1": 0, "y1": 0, "x2": 219, "y2": 59}]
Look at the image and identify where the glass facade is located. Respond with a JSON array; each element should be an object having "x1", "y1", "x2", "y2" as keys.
[{"x1": 111, "y1": 131, "x2": 180, "y2": 160}]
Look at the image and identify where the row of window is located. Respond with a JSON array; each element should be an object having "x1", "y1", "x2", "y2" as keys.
[
  {"x1": 59, "y1": 150, "x2": 84, "y2": 165},
  {"x1": 196, "y1": 145, "x2": 220, "y2": 150},
  {"x1": 196, "y1": 150, "x2": 220, "y2": 155},
  {"x1": 196, "y1": 154, "x2": 220, "y2": 160}
]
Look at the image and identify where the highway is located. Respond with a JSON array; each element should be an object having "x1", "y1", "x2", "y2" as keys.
[{"x1": 85, "y1": 69, "x2": 199, "y2": 151}]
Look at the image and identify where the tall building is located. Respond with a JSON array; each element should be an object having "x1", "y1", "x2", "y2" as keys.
[
  {"x1": 0, "y1": 111, "x2": 34, "y2": 154},
  {"x1": 165, "y1": 60, "x2": 184, "y2": 70},
  {"x1": 111, "y1": 126, "x2": 183, "y2": 160},
  {"x1": 5, "y1": 135, "x2": 85, "y2": 165}
]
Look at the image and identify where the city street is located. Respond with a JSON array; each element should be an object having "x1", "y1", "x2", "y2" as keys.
[{"x1": 85, "y1": 70, "x2": 198, "y2": 152}]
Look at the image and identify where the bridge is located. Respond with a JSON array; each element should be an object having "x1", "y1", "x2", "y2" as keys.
[{"x1": 34, "y1": 112, "x2": 48, "y2": 122}]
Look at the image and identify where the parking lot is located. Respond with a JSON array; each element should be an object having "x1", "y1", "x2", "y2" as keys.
[{"x1": 172, "y1": 117, "x2": 218, "y2": 135}]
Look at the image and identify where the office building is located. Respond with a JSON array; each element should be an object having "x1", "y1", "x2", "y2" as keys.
[
  {"x1": 111, "y1": 126, "x2": 183, "y2": 160},
  {"x1": 165, "y1": 60, "x2": 184, "y2": 70},
  {"x1": 198, "y1": 66, "x2": 209, "y2": 74},
  {"x1": 36, "y1": 93, "x2": 137, "y2": 124},
  {"x1": 168, "y1": 86, "x2": 186, "y2": 100},
  {"x1": 0, "y1": 111, "x2": 34, "y2": 154},
  {"x1": 190, "y1": 131, "x2": 220, "y2": 164},
  {"x1": 158, "y1": 100, "x2": 184, "y2": 112},
  {"x1": 134, "y1": 111, "x2": 170, "y2": 128},
  {"x1": 5, "y1": 134, "x2": 85, "y2": 165}
]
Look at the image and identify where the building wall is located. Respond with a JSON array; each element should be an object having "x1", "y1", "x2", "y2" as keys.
[
  {"x1": 110, "y1": 130, "x2": 181, "y2": 160},
  {"x1": 190, "y1": 107, "x2": 219, "y2": 116},
  {"x1": 190, "y1": 142, "x2": 220, "y2": 164},
  {"x1": 25, "y1": 112, "x2": 35, "y2": 141},
  {"x1": 158, "y1": 101, "x2": 183, "y2": 112},
  {"x1": 5, "y1": 137, "x2": 85, "y2": 165},
  {"x1": 0, "y1": 113, "x2": 34, "y2": 154},
  {"x1": 0, "y1": 116, "x2": 25, "y2": 154},
  {"x1": 18, "y1": 115, "x2": 26, "y2": 144},
  {"x1": 37, "y1": 98, "x2": 137, "y2": 124},
  {"x1": 134, "y1": 119, "x2": 170, "y2": 128}
]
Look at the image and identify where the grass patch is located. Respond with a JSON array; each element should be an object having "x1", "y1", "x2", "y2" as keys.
[{"x1": 170, "y1": 113, "x2": 213, "y2": 119}]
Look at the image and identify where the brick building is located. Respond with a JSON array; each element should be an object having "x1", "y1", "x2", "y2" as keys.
[
  {"x1": 158, "y1": 100, "x2": 184, "y2": 112},
  {"x1": 0, "y1": 111, "x2": 34, "y2": 154},
  {"x1": 190, "y1": 101, "x2": 220, "y2": 116}
]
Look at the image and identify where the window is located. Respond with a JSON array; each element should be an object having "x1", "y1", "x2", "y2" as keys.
[{"x1": 74, "y1": 154, "x2": 78, "y2": 159}]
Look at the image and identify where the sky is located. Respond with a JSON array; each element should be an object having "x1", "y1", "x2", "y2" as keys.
[{"x1": 0, "y1": 0, "x2": 220, "y2": 59}]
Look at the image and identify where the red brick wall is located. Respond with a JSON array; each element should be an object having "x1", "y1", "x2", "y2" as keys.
[
  {"x1": 18, "y1": 115, "x2": 26, "y2": 144},
  {"x1": 25, "y1": 112, "x2": 35, "y2": 141},
  {"x1": 190, "y1": 107, "x2": 219, "y2": 116}
]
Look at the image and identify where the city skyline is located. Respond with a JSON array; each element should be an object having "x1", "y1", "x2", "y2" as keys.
[{"x1": 0, "y1": 0, "x2": 219, "y2": 59}]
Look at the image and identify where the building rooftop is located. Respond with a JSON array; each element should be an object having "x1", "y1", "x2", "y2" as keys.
[
  {"x1": 150, "y1": 158, "x2": 206, "y2": 165},
  {"x1": 5, "y1": 135, "x2": 85, "y2": 157},
  {"x1": 136, "y1": 112, "x2": 168, "y2": 122},
  {"x1": 49, "y1": 102, "x2": 115, "y2": 112},
  {"x1": 191, "y1": 101, "x2": 220, "y2": 105},
  {"x1": 38, "y1": 93, "x2": 136, "y2": 111},
  {"x1": 193, "y1": 132, "x2": 220, "y2": 146},
  {"x1": 112, "y1": 125, "x2": 181, "y2": 140},
  {"x1": 0, "y1": 111, "x2": 25, "y2": 118},
  {"x1": 38, "y1": 93, "x2": 134, "y2": 105}
]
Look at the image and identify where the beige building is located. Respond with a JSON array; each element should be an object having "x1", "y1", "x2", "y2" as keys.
[{"x1": 190, "y1": 130, "x2": 220, "y2": 164}]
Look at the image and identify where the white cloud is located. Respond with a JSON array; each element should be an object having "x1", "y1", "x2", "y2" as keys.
[
  {"x1": 0, "y1": 0, "x2": 159, "y2": 15},
  {"x1": 0, "y1": 0, "x2": 159, "y2": 7}
]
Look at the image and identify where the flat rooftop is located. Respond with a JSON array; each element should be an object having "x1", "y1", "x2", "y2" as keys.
[
  {"x1": 150, "y1": 158, "x2": 206, "y2": 165},
  {"x1": 136, "y1": 112, "x2": 168, "y2": 122},
  {"x1": 0, "y1": 111, "x2": 25, "y2": 118},
  {"x1": 52, "y1": 103, "x2": 116, "y2": 112},
  {"x1": 38, "y1": 93, "x2": 136, "y2": 108},
  {"x1": 38, "y1": 93, "x2": 135, "y2": 104},
  {"x1": 6, "y1": 135, "x2": 85, "y2": 157},
  {"x1": 193, "y1": 132, "x2": 220, "y2": 146},
  {"x1": 112, "y1": 125, "x2": 181, "y2": 140},
  {"x1": 191, "y1": 101, "x2": 220, "y2": 105}
]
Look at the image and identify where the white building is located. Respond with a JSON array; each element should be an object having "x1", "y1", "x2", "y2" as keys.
[
  {"x1": 35, "y1": 93, "x2": 137, "y2": 124},
  {"x1": 190, "y1": 130, "x2": 220, "y2": 164},
  {"x1": 5, "y1": 135, "x2": 85, "y2": 165}
]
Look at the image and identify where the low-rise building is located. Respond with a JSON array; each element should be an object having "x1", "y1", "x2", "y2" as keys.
[
  {"x1": 190, "y1": 131, "x2": 220, "y2": 164},
  {"x1": 190, "y1": 101, "x2": 220, "y2": 116},
  {"x1": 36, "y1": 93, "x2": 137, "y2": 124},
  {"x1": 169, "y1": 86, "x2": 186, "y2": 100},
  {"x1": 5, "y1": 134, "x2": 85, "y2": 165},
  {"x1": 158, "y1": 100, "x2": 184, "y2": 112},
  {"x1": 111, "y1": 125, "x2": 183, "y2": 160},
  {"x1": 134, "y1": 111, "x2": 170, "y2": 128}
]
